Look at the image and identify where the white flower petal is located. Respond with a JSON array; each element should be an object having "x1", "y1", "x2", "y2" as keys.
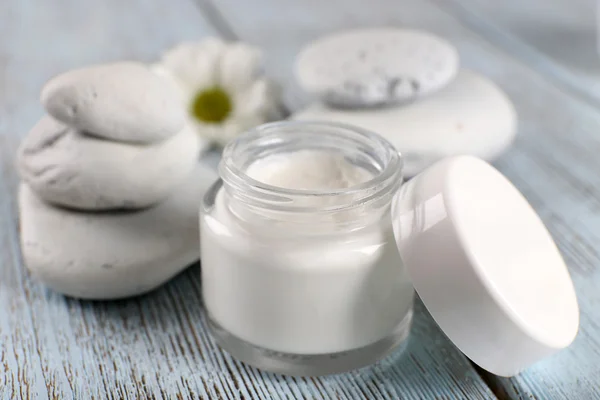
[
  {"x1": 190, "y1": 119, "x2": 220, "y2": 141},
  {"x1": 188, "y1": 115, "x2": 252, "y2": 147},
  {"x1": 149, "y1": 63, "x2": 188, "y2": 102},
  {"x1": 233, "y1": 78, "x2": 274, "y2": 119},
  {"x1": 161, "y1": 38, "x2": 226, "y2": 89},
  {"x1": 198, "y1": 37, "x2": 226, "y2": 52},
  {"x1": 220, "y1": 43, "x2": 264, "y2": 91},
  {"x1": 161, "y1": 42, "x2": 201, "y2": 83},
  {"x1": 149, "y1": 63, "x2": 169, "y2": 77},
  {"x1": 193, "y1": 38, "x2": 227, "y2": 87},
  {"x1": 230, "y1": 113, "x2": 265, "y2": 138},
  {"x1": 215, "y1": 120, "x2": 244, "y2": 146}
]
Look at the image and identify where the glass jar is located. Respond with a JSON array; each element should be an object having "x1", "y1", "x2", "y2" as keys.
[
  {"x1": 200, "y1": 121, "x2": 414, "y2": 376},
  {"x1": 200, "y1": 120, "x2": 582, "y2": 378}
]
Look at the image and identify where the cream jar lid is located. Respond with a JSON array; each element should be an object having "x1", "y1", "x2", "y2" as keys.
[{"x1": 392, "y1": 156, "x2": 579, "y2": 377}]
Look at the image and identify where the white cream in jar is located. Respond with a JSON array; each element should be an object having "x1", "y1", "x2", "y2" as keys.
[
  {"x1": 201, "y1": 121, "x2": 580, "y2": 378},
  {"x1": 201, "y1": 122, "x2": 413, "y2": 375}
]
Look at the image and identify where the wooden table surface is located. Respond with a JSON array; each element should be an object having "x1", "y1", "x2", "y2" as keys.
[{"x1": 1, "y1": 0, "x2": 599, "y2": 398}]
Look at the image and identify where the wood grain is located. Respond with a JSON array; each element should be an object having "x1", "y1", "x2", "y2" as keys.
[{"x1": 208, "y1": 0, "x2": 600, "y2": 398}]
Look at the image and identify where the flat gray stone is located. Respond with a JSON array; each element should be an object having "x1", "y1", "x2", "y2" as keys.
[
  {"x1": 41, "y1": 62, "x2": 185, "y2": 143},
  {"x1": 292, "y1": 69, "x2": 517, "y2": 177},
  {"x1": 18, "y1": 116, "x2": 199, "y2": 211},
  {"x1": 296, "y1": 28, "x2": 459, "y2": 108},
  {"x1": 19, "y1": 163, "x2": 217, "y2": 299}
]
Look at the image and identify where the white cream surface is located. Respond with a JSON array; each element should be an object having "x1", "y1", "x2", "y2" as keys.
[
  {"x1": 245, "y1": 150, "x2": 373, "y2": 190},
  {"x1": 201, "y1": 150, "x2": 414, "y2": 354}
]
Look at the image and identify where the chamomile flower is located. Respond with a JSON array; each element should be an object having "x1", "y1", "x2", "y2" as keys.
[{"x1": 153, "y1": 38, "x2": 279, "y2": 147}]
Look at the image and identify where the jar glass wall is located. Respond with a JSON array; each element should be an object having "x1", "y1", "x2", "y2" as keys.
[{"x1": 200, "y1": 121, "x2": 414, "y2": 376}]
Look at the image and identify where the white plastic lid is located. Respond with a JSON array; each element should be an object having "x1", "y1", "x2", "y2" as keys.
[{"x1": 392, "y1": 156, "x2": 579, "y2": 377}]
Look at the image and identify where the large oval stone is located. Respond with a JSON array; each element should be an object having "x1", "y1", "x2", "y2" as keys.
[
  {"x1": 18, "y1": 115, "x2": 199, "y2": 210},
  {"x1": 41, "y1": 62, "x2": 186, "y2": 143},
  {"x1": 18, "y1": 163, "x2": 217, "y2": 299},
  {"x1": 292, "y1": 70, "x2": 517, "y2": 176},
  {"x1": 296, "y1": 28, "x2": 459, "y2": 108}
]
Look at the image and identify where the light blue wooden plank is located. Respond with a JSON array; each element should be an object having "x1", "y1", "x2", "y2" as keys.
[
  {"x1": 209, "y1": 0, "x2": 600, "y2": 398},
  {"x1": 433, "y1": 0, "x2": 600, "y2": 109}
]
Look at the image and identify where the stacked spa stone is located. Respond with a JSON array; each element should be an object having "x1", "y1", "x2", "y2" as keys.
[
  {"x1": 17, "y1": 62, "x2": 216, "y2": 299},
  {"x1": 292, "y1": 28, "x2": 517, "y2": 176}
]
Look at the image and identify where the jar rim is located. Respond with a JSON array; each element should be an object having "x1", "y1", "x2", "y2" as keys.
[{"x1": 220, "y1": 120, "x2": 403, "y2": 202}]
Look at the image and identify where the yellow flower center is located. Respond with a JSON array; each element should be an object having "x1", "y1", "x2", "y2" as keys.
[{"x1": 190, "y1": 86, "x2": 232, "y2": 123}]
